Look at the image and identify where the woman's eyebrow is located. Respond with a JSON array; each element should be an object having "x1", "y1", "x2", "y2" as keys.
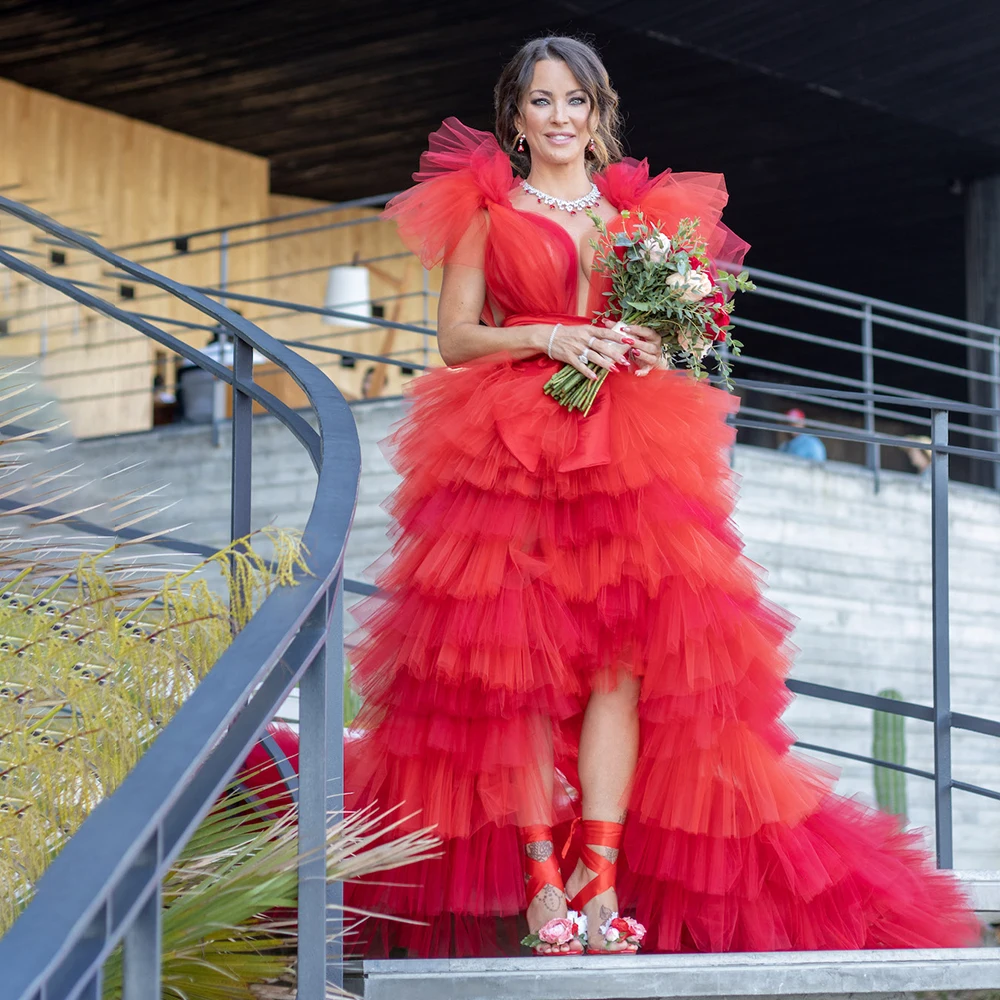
[{"x1": 529, "y1": 88, "x2": 586, "y2": 96}]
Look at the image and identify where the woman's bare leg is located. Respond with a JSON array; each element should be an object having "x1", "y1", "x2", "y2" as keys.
[{"x1": 565, "y1": 668, "x2": 641, "y2": 951}]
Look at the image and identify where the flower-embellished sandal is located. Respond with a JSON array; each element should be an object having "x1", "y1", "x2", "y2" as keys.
[
  {"x1": 565, "y1": 819, "x2": 646, "y2": 954},
  {"x1": 518, "y1": 824, "x2": 587, "y2": 956}
]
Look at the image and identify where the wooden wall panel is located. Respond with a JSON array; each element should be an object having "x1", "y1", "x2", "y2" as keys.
[{"x1": 0, "y1": 77, "x2": 270, "y2": 438}]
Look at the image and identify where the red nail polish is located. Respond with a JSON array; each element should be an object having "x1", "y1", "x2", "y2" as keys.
[
  {"x1": 622, "y1": 337, "x2": 635, "y2": 345},
  {"x1": 631, "y1": 349, "x2": 641, "y2": 358}
]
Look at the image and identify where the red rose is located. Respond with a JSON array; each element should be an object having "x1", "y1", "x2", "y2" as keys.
[
  {"x1": 711, "y1": 310, "x2": 731, "y2": 340},
  {"x1": 610, "y1": 917, "x2": 631, "y2": 935}
]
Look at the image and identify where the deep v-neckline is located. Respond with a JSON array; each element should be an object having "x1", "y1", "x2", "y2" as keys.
[{"x1": 505, "y1": 189, "x2": 602, "y2": 316}]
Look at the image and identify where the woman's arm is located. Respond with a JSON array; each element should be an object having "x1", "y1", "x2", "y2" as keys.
[
  {"x1": 436, "y1": 262, "x2": 548, "y2": 365},
  {"x1": 437, "y1": 263, "x2": 644, "y2": 376}
]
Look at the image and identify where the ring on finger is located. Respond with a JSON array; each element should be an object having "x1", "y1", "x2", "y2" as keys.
[
  {"x1": 577, "y1": 349, "x2": 590, "y2": 365},
  {"x1": 587, "y1": 336, "x2": 596, "y2": 348}
]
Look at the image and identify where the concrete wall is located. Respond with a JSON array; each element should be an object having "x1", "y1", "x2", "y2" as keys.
[{"x1": 71, "y1": 398, "x2": 1000, "y2": 870}]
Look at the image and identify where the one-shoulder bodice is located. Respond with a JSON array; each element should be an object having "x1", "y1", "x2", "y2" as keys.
[{"x1": 383, "y1": 117, "x2": 750, "y2": 330}]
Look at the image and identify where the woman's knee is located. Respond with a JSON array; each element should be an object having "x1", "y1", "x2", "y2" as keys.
[{"x1": 589, "y1": 668, "x2": 640, "y2": 713}]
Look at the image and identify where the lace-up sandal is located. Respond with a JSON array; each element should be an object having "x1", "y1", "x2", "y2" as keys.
[
  {"x1": 565, "y1": 819, "x2": 646, "y2": 954},
  {"x1": 518, "y1": 824, "x2": 587, "y2": 955}
]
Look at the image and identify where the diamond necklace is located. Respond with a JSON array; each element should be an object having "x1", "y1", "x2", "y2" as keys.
[{"x1": 521, "y1": 179, "x2": 601, "y2": 215}]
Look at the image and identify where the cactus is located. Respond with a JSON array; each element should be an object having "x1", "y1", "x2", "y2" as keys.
[{"x1": 873, "y1": 687, "x2": 908, "y2": 821}]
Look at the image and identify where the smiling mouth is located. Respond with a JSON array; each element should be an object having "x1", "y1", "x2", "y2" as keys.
[{"x1": 545, "y1": 133, "x2": 576, "y2": 143}]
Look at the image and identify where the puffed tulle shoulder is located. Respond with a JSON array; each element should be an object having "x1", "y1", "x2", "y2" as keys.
[
  {"x1": 597, "y1": 158, "x2": 750, "y2": 271},
  {"x1": 382, "y1": 118, "x2": 514, "y2": 269}
]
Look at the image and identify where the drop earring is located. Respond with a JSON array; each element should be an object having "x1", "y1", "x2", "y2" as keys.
[
  {"x1": 587, "y1": 138, "x2": 596, "y2": 153},
  {"x1": 516, "y1": 133, "x2": 526, "y2": 153}
]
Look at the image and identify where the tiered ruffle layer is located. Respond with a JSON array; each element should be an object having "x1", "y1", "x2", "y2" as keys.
[{"x1": 345, "y1": 356, "x2": 979, "y2": 957}]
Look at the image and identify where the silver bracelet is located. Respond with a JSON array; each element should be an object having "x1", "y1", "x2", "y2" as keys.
[{"x1": 547, "y1": 323, "x2": 562, "y2": 359}]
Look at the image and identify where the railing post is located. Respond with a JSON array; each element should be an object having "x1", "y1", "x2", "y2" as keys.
[
  {"x1": 212, "y1": 229, "x2": 232, "y2": 446},
  {"x1": 230, "y1": 333, "x2": 253, "y2": 547},
  {"x1": 991, "y1": 333, "x2": 1000, "y2": 491},
  {"x1": 862, "y1": 302, "x2": 880, "y2": 491},
  {"x1": 297, "y1": 574, "x2": 344, "y2": 997},
  {"x1": 930, "y1": 409, "x2": 953, "y2": 868},
  {"x1": 328, "y1": 576, "x2": 345, "y2": 988},
  {"x1": 122, "y1": 883, "x2": 162, "y2": 1000}
]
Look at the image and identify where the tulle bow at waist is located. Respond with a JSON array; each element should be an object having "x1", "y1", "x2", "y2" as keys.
[{"x1": 494, "y1": 313, "x2": 611, "y2": 474}]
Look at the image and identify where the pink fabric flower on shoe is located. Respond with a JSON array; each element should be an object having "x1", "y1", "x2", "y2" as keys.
[{"x1": 600, "y1": 913, "x2": 646, "y2": 944}]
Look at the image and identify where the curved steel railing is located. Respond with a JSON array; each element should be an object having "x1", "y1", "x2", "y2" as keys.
[{"x1": 0, "y1": 196, "x2": 361, "y2": 998}]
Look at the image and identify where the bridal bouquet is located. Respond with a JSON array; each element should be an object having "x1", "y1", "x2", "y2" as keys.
[{"x1": 543, "y1": 211, "x2": 755, "y2": 415}]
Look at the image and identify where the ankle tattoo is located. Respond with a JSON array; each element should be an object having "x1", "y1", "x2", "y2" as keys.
[
  {"x1": 590, "y1": 844, "x2": 619, "y2": 864},
  {"x1": 525, "y1": 839, "x2": 554, "y2": 862}
]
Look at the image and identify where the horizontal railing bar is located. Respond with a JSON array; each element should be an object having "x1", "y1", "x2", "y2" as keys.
[
  {"x1": 282, "y1": 340, "x2": 431, "y2": 371},
  {"x1": 952, "y1": 779, "x2": 1000, "y2": 804},
  {"x1": 750, "y1": 285, "x2": 869, "y2": 321},
  {"x1": 737, "y1": 316, "x2": 1000, "y2": 385},
  {"x1": 104, "y1": 250, "x2": 417, "y2": 297},
  {"x1": 749, "y1": 263, "x2": 1000, "y2": 338},
  {"x1": 344, "y1": 578, "x2": 378, "y2": 596},
  {"x1": 33, "y1": 229, "x2": 106, "y2": 243},
  {"x1": 122, "y1": 215, "x2": 388, "y2": 267},
  {"x1": 753, "y1": 282, "x2": 1000, "y2": 354},
  {"x1": 787, "y1": 678, "x2": 1000, "y2": 741},
  {"x1": 733, "y1": 352, "x2": 880, "y2": 392},
  {"x1": 0, "y1": 244, "x2": 45, "y2": 257},
  {"x1": 87, "y1": 271, "x2": 439, "y2": 338},
  {"x1": 112, "y1": 191, "x2": 394, "y2": 251},
  {"x1": 735, "y1": 378, "x2": 1000, "y2": 419},
  {"x1": 44, "y1": 348, "x2": 427, "y2": 401},
  {"x1": 793, "y1": 741, "x2": 937, "y2": 780},
  {"x1": 952, "y1": 711, "x2": 1000, "y2": 740},
  {"x1": 786, "y1": 678, "x2": 935, "y2": 721},
  {"x1": 875, "y1": 311, "x2": 1000, "y2": 350},
  {"x1": 734, "y1": 414, "x2": 1000, "y2": 462},
  {"x1": 2, "y1": 286, "x2": 427, "y2": 344}
]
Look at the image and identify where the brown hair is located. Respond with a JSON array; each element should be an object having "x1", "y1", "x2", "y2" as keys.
[{"x1": 494, "y1": 36, "x2": 623, "y2": 175}]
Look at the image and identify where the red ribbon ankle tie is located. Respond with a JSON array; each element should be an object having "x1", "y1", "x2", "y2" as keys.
[
  {"x1": 566, "y1": 820, "x2": 624, "y2": 913},
  {"x1": 519, "y1": 824, "x2": 565, "y2": 904}
]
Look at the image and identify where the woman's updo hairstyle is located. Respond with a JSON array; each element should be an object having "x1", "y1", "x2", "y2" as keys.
[{"x1": 494, "y1": 36, "x2": 623, "y2": 175}]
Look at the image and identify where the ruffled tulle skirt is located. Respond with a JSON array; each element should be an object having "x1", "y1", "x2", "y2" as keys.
[{"x1": 344, "y1": 354, "x2": 979, "y2": 956}]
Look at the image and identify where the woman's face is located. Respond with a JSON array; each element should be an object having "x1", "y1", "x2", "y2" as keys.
[{"x1": 515, "y1": 58, "x2": 596, "y2": 169}]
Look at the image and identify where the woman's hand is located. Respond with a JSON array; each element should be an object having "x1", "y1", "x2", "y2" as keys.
[
  {"x1": 550, "y1": 323, "x2": 634, "y2": 379},
  {"x1": 600, "y1": 319, "x2": 663, "y2": 375}
]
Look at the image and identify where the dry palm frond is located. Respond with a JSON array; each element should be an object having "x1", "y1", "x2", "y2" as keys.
[{"x1": 98, "y1": 785, "x2": 439, "y2": 1000}]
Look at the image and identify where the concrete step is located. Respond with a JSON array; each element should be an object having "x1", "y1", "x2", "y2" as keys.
[
  {"x1": 341, "y1": 874, "x2": 1000, "y2": 998},
  {"x1": 346, "y1": 947, "x2": 1000, "y2": 1000}
]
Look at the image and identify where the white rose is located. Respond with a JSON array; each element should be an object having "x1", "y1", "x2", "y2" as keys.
[
  {"x1": 666, "y1": 269, "x2": 713, "y2": 302},
  {"x1": 604, "y1": 927, "x2": 620, "y2": 942},
  {"x1": 641, "y1": 233, "x2": 672, "y2": 264}
]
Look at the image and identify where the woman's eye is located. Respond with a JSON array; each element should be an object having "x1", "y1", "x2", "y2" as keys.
[
  {"x1": 531, "y1": 98, "x2": 549, "y2": 106},
  {"x1": 570, "y1": 97, "x2": 586, "y2": 105}
]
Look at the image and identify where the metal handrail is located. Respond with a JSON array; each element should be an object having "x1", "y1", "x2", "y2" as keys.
[{"x1": 0, "y1": 197, "x2": 360, "y2": 999}]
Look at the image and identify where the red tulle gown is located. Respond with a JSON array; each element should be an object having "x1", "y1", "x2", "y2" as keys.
[{"x1": 344, "y1": 119, "x2": 979, "y2": 956}]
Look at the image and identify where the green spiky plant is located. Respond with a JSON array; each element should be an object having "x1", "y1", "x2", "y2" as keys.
[
  {"x1": 873, "y1": 687, "x2": 908, "y2": 822},
  {"x1": 0, "y1": 377, "x2": 439, "y2": 996}
]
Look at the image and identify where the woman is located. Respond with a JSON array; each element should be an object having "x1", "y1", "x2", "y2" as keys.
[{"x1": 345, "y1": 36, "x2": 978, "y2": 957}]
